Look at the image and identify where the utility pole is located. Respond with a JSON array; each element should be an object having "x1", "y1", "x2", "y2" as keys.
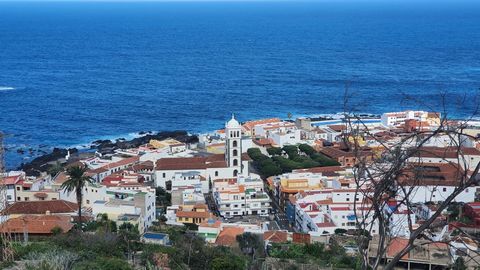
[{"x1": 0, "y1": 132, "x2": 14, "y2": 262}]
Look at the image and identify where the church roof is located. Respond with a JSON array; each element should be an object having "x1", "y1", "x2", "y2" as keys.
[{"x1": 155, "y1": 153, "x2": 251, "y2": 171}]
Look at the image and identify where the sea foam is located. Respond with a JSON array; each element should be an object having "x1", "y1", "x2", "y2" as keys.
[{"x1": 0, "y1": 86, "x2": 15, "y2": 91}]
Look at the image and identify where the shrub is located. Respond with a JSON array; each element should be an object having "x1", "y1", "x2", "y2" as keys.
[
  {"x1": 25, "y1": 249, "x2": 79, "y2": 270},
  {"x1": 211, "y1": 256, "x2": 245, "y2": 270},
  {"x1": 51, "y1": 226, "x2": 64, "y2": 236},
  {"x1": 74, "y1": 257, "x2": 133, "y2": 270}
]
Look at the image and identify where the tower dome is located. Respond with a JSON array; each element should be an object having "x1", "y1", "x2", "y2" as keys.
[{"x1": 226, "y1": 114, "x2": 241, "y2": 129}]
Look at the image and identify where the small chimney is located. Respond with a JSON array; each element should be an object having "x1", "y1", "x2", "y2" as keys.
[{"x1": 45, "y1": 210, "x2": 51, "y2": 216}]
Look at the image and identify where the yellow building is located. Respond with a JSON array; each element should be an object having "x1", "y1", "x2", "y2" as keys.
[{"x1": 176, "y1": 204, "x2": 213, "y2": 225}]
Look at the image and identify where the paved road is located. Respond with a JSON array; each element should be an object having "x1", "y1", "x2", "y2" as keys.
[
  {"x1": 205, "y1": 193, "x2": 220, "y2": 216},
  {"x1": 267, "y1": 191, "x2": 292, "y2": 231}
]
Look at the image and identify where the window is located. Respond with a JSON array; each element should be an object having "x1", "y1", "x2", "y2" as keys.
[
  {"x1": 17, "y1": 197, "x2": 21, "y2": 201},
  {"x1": 215, "y1": 171, "x2": 219, "y2": 177},
  {"x1": 233, "y1": 149, "x2": 238, "y2": 156},
  {"x1": 346, "y1": 198, "x2": 350, "y2": 201},
  {"x1": 16, "y1": 187, "x2": 20, "y2": 191},
  {"x1": 233, "y1": 170, "x2": 238, "y2": 177},
  {"x1": 86, "y1": 200, "x2": 90, "y2": 204},
  {"x1": 24, "y1": 197, "x2": 29, "y2": 201},
  {"x1": 162, "y1": 173, "x2": 166, "y2": 178},
  {"x1": 233, "y1": 159, "x2": 238, "y2": 166},
  {"x1": 7, "y1": 195, "x2": 11, "y2": 200},
  {"x1": 233, "y1": 140, "x2": 238, "y2": 147},
  {"x1": 443, "y1": 188, "x2": 447, "y2": 192}
]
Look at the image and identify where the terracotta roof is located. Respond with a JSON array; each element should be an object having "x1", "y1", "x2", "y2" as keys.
[
  {"x1": 2, "y1": 200, "x2": 78, "y2": 215},
  {"x1": 199, "y1": 219, "x2": 222, "y2": 228},
  {"x1": 243, "y1": 118, "x2": 281, "y2": 131},
  {"x1": 89, "y1": 156, "x2": 140, "y2": 174},
  {"x1": 0, "y1": 215, "x2": 74, "y2": 234},
  {"x1": 264, "y1": 231, "x2": 288, "y2": 243},
  {"x1": 1, "y1": 175, "x2": 23, "y2": 185},
  {"x1": 53, "y1": 172, "x2": 69, "y2": 184},
  {"x1": 327, "y1": 124, "x2": 347, "y2": 132},
  {"x1": 398, "y1": 162, "x2": 466, "y2": 186},
  {"x1": 156, "y1": 153, "x2": 250, "y2": 171},
  {"x1": 215, "y1": 227, "x2": 244, "y2": 246},
  {"x1": 253, "y1": 138, "x2": 274, "y2": 147},
  {"x1": 176, "y1": 211, "x2": 211, "y2": 219},
  {"x1": 156, "y1": 154, "x2": 226, "y2": 170}
]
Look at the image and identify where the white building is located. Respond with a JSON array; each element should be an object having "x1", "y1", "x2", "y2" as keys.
[
  {"x1": 154, "y1": 116, "x2": 250, "y2": 189},
  {"x1": 381, "y1": 110, "x2": 439, "y2": 127},
  {"x1": 213, "y1": 176, "x2": 271, "y2": 217},
  {"x1": 92, "y1": 191, "x2": 156, "y2": 233},
  {"x1": 253, "y1": 121, "x2": 301, "y2": 147}
]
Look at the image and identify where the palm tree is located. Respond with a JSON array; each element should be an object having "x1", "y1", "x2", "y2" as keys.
[{"x1": 61, "y1": 165, "x2": 93, "y2": 229}]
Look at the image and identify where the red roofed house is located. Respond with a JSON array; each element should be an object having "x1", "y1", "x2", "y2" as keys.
[
  {"x1": 263, "y1": 230, "x2": 288, "y2": 244},
  {"x1": 0, "y1": 214, "x2": 74, "y2": 237},
  {"x1": 1, "y1": 200, "x2": 78, "y2": 220},
  {"x1": 215, "y1": 226, "x2": 244, "y2": 247},
  {"x1": 1, "y1": 173, "x2": 24, "y2": 203},
  {"x1": 368, "y1": 237, "x2": 450, "y2": 269},
  {"x1": 463, "y1": 202, "x2": 480, "y2": 227}
]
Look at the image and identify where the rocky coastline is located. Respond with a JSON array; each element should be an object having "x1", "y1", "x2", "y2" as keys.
[{"x1": 18, "y1": 130, "x2": 198, "y2": 176}]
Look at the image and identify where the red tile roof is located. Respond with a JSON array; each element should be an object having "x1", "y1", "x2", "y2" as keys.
[
  {"x1": 2, "y1": 200, "x2": 78, "y2": 215},
  {"x1": 156, "y1": 153, "x2": 250, "y2": 171},
  {"x1": 264, "y1": 231, "x2": 288, "y2": 243},
  {"x1": 0, "y1": 215, "x2": 74, "y2": 235},
  {"x1": 243, "y1": 118, "x2": 281, "y2": 131},
  {"x1": 1, "y1": 175, "x2": 23, "y2": 185},
  {"x1": 215, "y1": 227, "x2": 244, "y2": 246}
]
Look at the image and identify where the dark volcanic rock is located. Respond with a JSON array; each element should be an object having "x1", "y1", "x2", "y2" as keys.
[
  {"x1": 19, "y1": 147, "x2": 78, "y2": 176},
  {"x1": 18, "y1": 130, "x2": 198, "y2": 176},
  {"x1": 94, "y1": 130, "x2": 199, "y2": 152}
]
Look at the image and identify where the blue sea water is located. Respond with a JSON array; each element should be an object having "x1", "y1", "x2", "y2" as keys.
[{"x1": 0, "y1": 1, "x2": 480, "y2": 169}]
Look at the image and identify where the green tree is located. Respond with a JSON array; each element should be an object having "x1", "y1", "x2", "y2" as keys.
[
  {"x1": 298, "y1": 144, "x2": 316, "y2": 156},
  {"x1": 118, "y1": 223, "x2": 141, "y2": 263},
  {"x1": 282, "y1": 145, "x2": 299, "y2": 159},
  {"x1": 247, "y1": 148, "x2": 268, "y2": 161},
  {"x1": 96, "y1": 213, "x2": 117, "y2": 233},
  {"x1": 211, "y1": 256, "x2": 245, "y2": 270},
  {"x1": 236, "y1": 232, "x2": 262, "y2": 258},
  {"x1": 61, "y1": 165, "x2": 94, "y2": 229},
  {"x1": 267, "y1": 147, "x2": 282, "y2": 156}
]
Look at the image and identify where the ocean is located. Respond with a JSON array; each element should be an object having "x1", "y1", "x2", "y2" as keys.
[{"x1": 0, "y1": 1, "x2": 479, "y2": 169}]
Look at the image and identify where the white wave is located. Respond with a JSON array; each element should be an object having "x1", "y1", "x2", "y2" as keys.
[{"x1": 0, "y1": 86, "x2": 15, "y2": 91}]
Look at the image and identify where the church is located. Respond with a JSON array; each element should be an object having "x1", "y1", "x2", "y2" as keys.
[{"x1": 154, "y1": 115, "x2": 250, "y2": 189}]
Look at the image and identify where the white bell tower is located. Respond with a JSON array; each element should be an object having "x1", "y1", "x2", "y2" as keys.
[{"x1": 225, "y1": 114, "x2": 242, "y2": 176}]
